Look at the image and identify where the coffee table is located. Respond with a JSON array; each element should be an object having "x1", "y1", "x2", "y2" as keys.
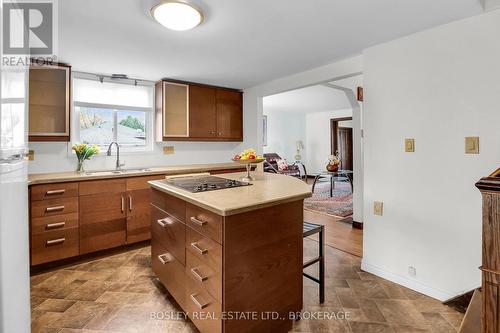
[{"x1": 311, "y1": 170, "x2": 353, "y2": 197}]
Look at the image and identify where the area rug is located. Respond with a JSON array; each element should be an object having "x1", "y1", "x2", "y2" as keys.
[{"x1": 304, "y1": 181, "x2": 353, "y2": 218}]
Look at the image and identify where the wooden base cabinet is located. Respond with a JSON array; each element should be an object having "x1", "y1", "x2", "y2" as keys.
[
  {"x1": 150, "y1": 189, "x2": 303, "y2": 333},
  {"x1": 476, "y1": 169, "x2": 500, "y2": 333}
]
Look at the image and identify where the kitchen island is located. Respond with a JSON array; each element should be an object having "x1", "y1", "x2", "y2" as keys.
[{"x1": 148, "y1": 172, "x2": 311, "y2": 333}]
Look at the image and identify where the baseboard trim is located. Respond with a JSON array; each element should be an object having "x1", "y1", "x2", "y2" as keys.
[
  {"x1": 361, "y1": 261, "x2": 455, "y2": 302},
  {"x1": 352, "y1": 221, "x2": 363, "y2": 230}
]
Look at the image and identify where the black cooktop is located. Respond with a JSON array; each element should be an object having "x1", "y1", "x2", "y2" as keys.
[{"x1": 165, "y1": 176, "x2": 252, "y2": 193}]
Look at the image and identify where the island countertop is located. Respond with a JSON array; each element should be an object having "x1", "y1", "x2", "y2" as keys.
[{"x1": 148, "y1": 171, "x2": 312, "y2": 216}]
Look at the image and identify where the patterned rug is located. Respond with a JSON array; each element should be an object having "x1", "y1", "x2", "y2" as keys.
[{"x1": 304, "y1": 181, "x2": 353, "y2": 218}]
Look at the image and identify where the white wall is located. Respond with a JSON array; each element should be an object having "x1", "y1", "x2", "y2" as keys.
[
  {"x1": 263, "y1": 112, "x2": 306, "y2": 163},
  {"x1": 28, "y1": 141, "x2": 250, "y2": 174},
  {"x1": 362, "y1": 9, "x2": 500, "y2": 300},
  {"x1": 305, "y1": 109, "x2": 352, "y2": 173}
]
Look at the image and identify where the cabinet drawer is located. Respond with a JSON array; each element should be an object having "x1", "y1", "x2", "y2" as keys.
[
  {"x1": 186, "y1": 227, "x2": 222, "y2": 272},
  {"x1": 186, "y1": 203, "x2": 222, "y2": 244},
  {"x1": 126, "y1": 175, "x2": 165, "y2": 191},
  {"x1": 31, "y1": 182, "x2": 79, "y2": 201},
  {"x1": 79, "y1": 179, "x2": 126, "y2": 195},
  {"x1": 31, "y1": 197, "x2": 78, "y2": 218},
  {"x1": 151, "y1": 188, "x2": 186, "y2": 222},
  {"x1": 31, "y1": 213, "x2": 78, "y2": 235},
  {"x1": 152, "y1": 239, "x2": 186, "y2": 309},
  {"x1": 186, "y1": 250, "x2": 222, "y2": 304},
  {"x1": 185, "y1": 280, "x2": 222, "y2": 333},
  {"x1": 31, "y1": 227, "x2": 79, "y2": 265},
  {"x1": 80, "y1": 219, "x2": 126, "y2": 254},
  {"x1": 151, "y1": 205, "x2": 186, "y2": 265}
]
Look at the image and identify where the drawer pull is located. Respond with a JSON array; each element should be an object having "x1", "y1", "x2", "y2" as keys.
[
  {"x1": 46, "y1": 238, "x2": 65, "y2": 246},
  {"x1": 157, "y1": 218, "x2": 173, "y2": 228},
  {"x1": 158, "y1": 254, "x2": 171, "y2": 265},
  {"x1": 191, "y1": 242, "x2": 208, "y2": 255},
  {"x1": 190, "y1": 216, "x2": 207, "y2": 227},
  {"x1": 46, "y1": 205, "x2": 65, "y2": 213},
  {"x1": 190, "y1": 294, "x2": 209, "y2": 310},
  {"x1": 46, "y1": 189, "x2": 65, "y2": 195},
  {"x1": 191, "y1": 267, "x2": 208, "y2": 282},
  {"x1": 46, "y1": 222, "x2": 66, "y2": 230}
]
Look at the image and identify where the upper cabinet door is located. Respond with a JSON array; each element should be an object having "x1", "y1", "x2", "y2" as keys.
[
  {"x1": 29, "y1": 64, "x2": 71, "y2": 141},
  {"x1": 189, "y1": 85, "x2": 216, "y2": 138},
  {"x1": 162, "y1": 82, "x2": 189, "y2": 138},
  {"x1": 216, "y1": 89, "x2": 243, "y2": 140}
]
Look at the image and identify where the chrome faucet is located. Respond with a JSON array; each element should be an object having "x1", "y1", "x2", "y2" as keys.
[{"x1": 106, "y1": 142, "x2": 125, "y2": 171}]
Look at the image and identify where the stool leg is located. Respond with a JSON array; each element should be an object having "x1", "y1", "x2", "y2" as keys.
[{"x1": 319, "y1": 226, "x2": 325, "y2": 303}]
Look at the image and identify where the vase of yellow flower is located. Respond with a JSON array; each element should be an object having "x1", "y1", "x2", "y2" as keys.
[{"x1": 72, "y1": 143, "x2": 100, "y2": 173}]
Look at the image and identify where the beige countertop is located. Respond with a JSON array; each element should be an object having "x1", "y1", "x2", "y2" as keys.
[
  {"x1": 148, "y1": 172, "x2": 312, "y2": 216},
  {"x1": 28, "y1": 162, "x2": 252, "y2": 185}
]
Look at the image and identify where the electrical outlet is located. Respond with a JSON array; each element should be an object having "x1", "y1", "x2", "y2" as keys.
[
  {"x1": 163, "y1": 146, "x2": 174, "y2": 155},
  {"x1": 408, "y1": 266, "x2": 417, "y2": 278},
  {"x1": 373, "y1": 201, "x2": 383, "y2": 216},
  {"x1": 28, "y1": 150, "x2": 35, "y2": 161},
  {"x1": 465, "y1": 137, "x2": 479, "y2": 154},
  {"x1": 405, "y1": 138, "x2": 415, "y2": 152}
]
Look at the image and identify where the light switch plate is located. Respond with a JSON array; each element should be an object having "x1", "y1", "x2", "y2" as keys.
[
  {"x1": 465, "y1": 137, "x2": 479, "y2": 154},
  {"x1": 374, "y1": 201, "x2": 384, "y2": 216},
  {"x1": 163, "y1": 146, "x2": 174, "y2": 155},
  {"x1": 405, "y1": 138, "x2": 415, "y2": 152},
  {"x1": 28, "y1": 150, "x2": 35, "y2": 161}
]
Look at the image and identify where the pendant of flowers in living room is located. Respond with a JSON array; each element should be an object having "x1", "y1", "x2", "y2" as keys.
[{"x1": 326, "y1": 152, "x2": 341, "y2": 172}]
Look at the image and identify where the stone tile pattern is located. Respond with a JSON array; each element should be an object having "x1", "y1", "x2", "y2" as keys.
[{"x1": 31, "y1": 241, "x2": 463, "y2": 333}]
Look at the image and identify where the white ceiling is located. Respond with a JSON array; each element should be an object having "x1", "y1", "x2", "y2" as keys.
[
  {"x1": 59, "y1": 0, "x2": 482, "y2": 89},
  {"x1": 263, "y1": 75, "x2": 363, "y2": 114}
]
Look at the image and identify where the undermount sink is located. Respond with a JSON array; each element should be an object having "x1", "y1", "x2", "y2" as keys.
[{"x1": 85, "y1": 168, "x2": 151, "y2": 176}]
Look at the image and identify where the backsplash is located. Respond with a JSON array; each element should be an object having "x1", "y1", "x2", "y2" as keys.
[{"x1": 28, "y1": 141, "x2": 246, "y2": 174}]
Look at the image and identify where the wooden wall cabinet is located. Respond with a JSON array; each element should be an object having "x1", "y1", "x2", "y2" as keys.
[
  {"x1": 476, "y1": 169, "x2": 500, "y2": 333},
  {"x1": 29, "y1": 63, "x2": 71, "y2": 142},
  {"x1": 156, "y1": 80, "x2": 243, "y2": 142}
]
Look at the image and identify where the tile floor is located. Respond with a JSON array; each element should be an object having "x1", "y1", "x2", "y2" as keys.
[{"x1": 31, "y1": 240, "x2": 463, "y2": 333}]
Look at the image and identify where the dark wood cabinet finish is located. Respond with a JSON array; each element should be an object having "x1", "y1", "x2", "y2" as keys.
[
  {"x1": 189, "y1": 85, "x2": 217, "y2": 138},
  {"x1": 215, "y1": 89, "x2": 243, "y2": 140},
  {"x1": 150, "y1": 188, "x2": 303, "y2": 333},
  {"x1": 157, "y1": 80, "x2": 243, "y2": 142},
  {"x1": 476, "y1": 169, "x2": 500, "y2": 333}
]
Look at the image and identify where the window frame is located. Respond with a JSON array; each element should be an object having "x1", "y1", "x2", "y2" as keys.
[{"x1": 71, "y1": 73, "x2": 155, "y2": 154}]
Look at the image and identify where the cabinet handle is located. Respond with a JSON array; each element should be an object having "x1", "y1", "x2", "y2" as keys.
[
  {"x1": 121, "y1": 196, "x2": 124, "y2": 213},
  {"x1": 190, "y1": 216, "x2": 207, "y2": 227},
  {"x1": 46, "y1": 222, "x2": 65, "y2": 230},
  {"x1": 191, "y1": 267, "x2": 208, "y2": 282},
  {"x1": 46, "y1": 238, "x2": 65, "y2": 246},
  {"x1": 46, "y1": 205, "x2": 64, "y2": 213},
  {"x1": 46, "y1": 189, "x2": 65, "y2": 195},
  {"x1": 158, "y1": 254, "x2": 170, "y2": 265},
  {"x1": 129, "y1": 196, "x2": 133, "y2": 212},
  {"x1": 156, "y1": 217, "x2": 173, "y2": 228},
  {"x1": 218, "y1": 132, "x2": 222, "y2": 136},
  {"x1": 190, "y1": 242, "x2": 208, "y2": 255},
  {"x1": 190, "y1": 294, "x2": 209, "y2": 310}
]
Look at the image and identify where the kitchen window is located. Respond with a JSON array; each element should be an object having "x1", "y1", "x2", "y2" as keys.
[{"x1": 72, "y1": 73, "x2": 154, "y2": 152}]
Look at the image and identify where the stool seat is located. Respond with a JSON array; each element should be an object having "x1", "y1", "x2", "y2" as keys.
[{"x1": 303, "y1": 221, "x2": 325, "y2": 304}]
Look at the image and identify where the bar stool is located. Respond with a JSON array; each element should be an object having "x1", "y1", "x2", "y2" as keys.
[{"x1": 303, "y1": 221, "x2": 325, "y2": 303}]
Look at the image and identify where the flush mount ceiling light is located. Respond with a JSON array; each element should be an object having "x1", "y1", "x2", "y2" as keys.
[{"x1": 151, "y1": 1, "x2": 204, "y2": 31}]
